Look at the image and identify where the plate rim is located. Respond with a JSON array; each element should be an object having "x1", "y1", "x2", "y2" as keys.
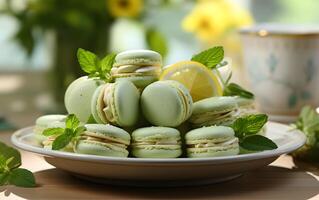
[{"x1": 11, "y1": 122, "x2": 306, "y2": 165}]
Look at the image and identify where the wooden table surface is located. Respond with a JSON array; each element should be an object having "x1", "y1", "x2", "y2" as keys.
[{"x1": 0, "y1": 131, "x2": 319, "y2": 200}]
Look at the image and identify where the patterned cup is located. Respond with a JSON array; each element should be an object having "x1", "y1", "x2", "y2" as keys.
[{"x1": 240, "y1": 24, "x2": 319, "y2": 120}]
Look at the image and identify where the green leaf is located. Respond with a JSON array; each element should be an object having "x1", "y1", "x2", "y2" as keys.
[
  {"x1": 75, "y1": 126, "x2": 86, "y2": 137},
  {"x1": 66, "y1": 114, "x2": 80, "y2": 129},
  {"x1": 52, "y1": 129, "x2": 74, "y2": 150},
  {"x1": 232, "y1": 114, "x2": 268, "y2": 138},
  {"x1": 100, "y1": 53, "x2": 116, "y2": 72},
  {"x1": 0, "y1": 142, "x2": 21, "y2": 170},
  {"x1": 191, "y1": 46, "x2": 224, "y2": 68},
  {"x1": 86, "y1": 114, "x2": 97, "y2": 123},
  {"x1": 146, "y1": 29, "x2": 168, "y2": 58},
  {"x1": 42, "y1": 128, "x2": 64, "y2": 136},
  {"x1": 240, "y1": 135, "x2": 278, "y2": 151},
  {"x1": 8, "y1": 168, "x2": 36, "y2": 188},
  {"x1": 77, "y1": 48, "x2": 98, "y2": 74},
  {"x1": 223, "y1": 83, "x2": 254, "y2": 99},
  {"x1": 0, "y1": 172, "x2": 10, "y2": 186}
]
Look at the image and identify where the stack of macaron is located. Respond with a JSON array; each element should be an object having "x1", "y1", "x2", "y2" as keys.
[{"x1": 35, "y1": 49, "x2": 261, "y2": 159}]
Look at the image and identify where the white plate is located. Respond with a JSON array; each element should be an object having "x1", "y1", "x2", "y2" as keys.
[{"x1": 11, "y1": 122, "x2": 305, "y2": 187}]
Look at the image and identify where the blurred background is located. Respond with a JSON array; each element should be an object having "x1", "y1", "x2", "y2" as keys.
[{"x1": 0, "y1": 0, "x2": 319, "y2": 128}]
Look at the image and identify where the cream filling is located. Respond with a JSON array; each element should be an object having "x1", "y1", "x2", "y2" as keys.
[
  {"x1": 187, "y1": 138, "x2": 239, "y2": 153},
  {"x1": 187, "y1": 138, "x2": 238, "y2": 149},
  {"x1": 190, "y1": 110, "x2": 238, "y2": 124},
  {"x1": 96, "y1": 84, "x2": 116, "y2": 124},
  {"x1": 79, "y1": 135, "x2": 128, "y2": 149},
  {"x1": 111, "y1": 65, "x2": 160, "y2": 75},
  {"x1": 132, "y1": 139, "x2": 181, "y2": 150}
]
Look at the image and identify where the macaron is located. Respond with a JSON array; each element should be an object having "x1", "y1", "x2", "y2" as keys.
[
  {"x1": 41, "y1": 121, "x2": 73, "y2": 152},
  {"x1": 185, "y1": 126, "x2": 239, "y2": 158},
  {"x1": 189, "y1": 96, "x2": 238, "y2": 127},
  {"x1": 131, "y1": 127, "x2": 182, "y2": 158},
  {"x1": 111, "y1": 50, "x2": 162, "y2": 89},
  {"x1": 141, "y1": 80, "x2": 193, "y2": 127},
  {"x1": 34, "y1": 115, "x2": 66, "y2": 144},
  {"x1": 64, "y1": 76, "x2": 103, "y2": 122},
  {"x1": 74, "y1": 124, "x2": 130, "y2": 157},
  {"x1": 91, "y1": 80, "x2": 140, "y2": 127}
]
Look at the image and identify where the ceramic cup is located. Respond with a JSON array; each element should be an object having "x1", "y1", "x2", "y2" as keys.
[{"x1": 240, "y1": 24, "x2": 319, "y2": 122}]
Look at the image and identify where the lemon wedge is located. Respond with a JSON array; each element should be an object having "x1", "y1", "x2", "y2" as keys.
[{"x1": 160, "y1": 61, "x2": 222, "y2": 102}]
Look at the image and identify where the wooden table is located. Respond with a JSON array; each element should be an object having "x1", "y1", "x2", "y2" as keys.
[{"x1": 0, "y1": 131, "x2": 319, "y2": 200}]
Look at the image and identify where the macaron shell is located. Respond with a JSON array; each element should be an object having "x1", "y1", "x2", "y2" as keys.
[
  {"x1": 187, "y1": 147, "x2": 239, "y2": 158},
  {"x1": 132, "y1": 127, "x2": 181, "y2": 140},
  {"x1": 141, "y1": 82, "x2": 184, "y2": 127},
  {"x1": 132, "y1": 148, "x2": 182, "y2": 158},
  {"x1": 114, "y1": 76, "x2": 158, "y2": 89},
  {"x1": 192, "y1": 96, "x2": 237, "y2": 115},
  {"x1": 64, "y1": 76, "x2": 103, "y2": 122},
  {"x1": 75, "y1": 140, "x2": 129, "y2": 157},
  {"x1": 114, "y1": 80, "x2": 140, "y2": 127},
  {"x1": 186, "y1": 126, "x2": 235, "y2": 141},
  {"x1": 84, "y1": 124, "x2": 131, "y2": 144},
  {"x1": 114, "y1": 50, "x2": 162, "y2": 67}
]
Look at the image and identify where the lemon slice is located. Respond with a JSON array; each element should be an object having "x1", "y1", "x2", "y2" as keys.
[{"x1": 160, "y1": 61, "x2": 222, "y2": 102}]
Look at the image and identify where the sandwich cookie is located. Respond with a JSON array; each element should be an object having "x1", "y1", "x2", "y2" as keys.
[
  {"x1": 91, "y1": 80, "x2": 140, "y2": 127},
  {"x1": 74, "y1": 124, "x2": 130, "y2": 157},
  {"x1": 185, "y1": 126, "x2": 239, "y2": 158},
  {"x1": 131, "y1": 127, "x2": 182, "y2": 158},
  {"x1": 65, "y1": 76, "x2": 103, "y2": 122},
  {"x1": 189, "y1": 96, "x2": 238, "y2": 127},
  {"x1": 141, "y1": 80, "x2": 193, "y2": 127},
  {"x1": 111, "y1": 50, "x2": 162, "y2": 89}
]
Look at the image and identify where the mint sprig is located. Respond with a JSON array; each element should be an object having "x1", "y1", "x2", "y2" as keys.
[
  {"x1": 77, "y1": 48, "x2": 116, "y2": 82},
  {"x1": 231, "y1": 114, "x2": 278, "y2": 151},
  {"x1": 43, "y1": 114, "x2": 86, "y2": 150},
  {"x1": 223, "y1": 83, "x2": 254, "y2": 99},
  {"x1": 0, "y1": 142, "x2": 36, "y2": 187}
]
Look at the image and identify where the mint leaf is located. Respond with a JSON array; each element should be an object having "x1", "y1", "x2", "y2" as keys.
[
  {"x1": 66, "y1": 114, "x2": 80, "y2": 130},
  {"x1": 75, "y1": 126, "x2": 86, "y2": 137},
  {"x1": 42, "y1": 128, "x2": 64, "y2": 136},
  {"x1": 146, "y1": 29, "x2": 168, "y2": 58},
  {"x1": 223, "y1": 83, "x2": 254, "y2": 99},
  {"x1": 240, "y1": 135, "x2": 278, "y2": 151},
  {"x1": 191, "y1": 46, "x2": 224, "y2": 68},
  {"x1": 100, "y1": 53, "x2": 116, "y2": 72},
  {"x1": 77, "y1": 48, "x2": 98, "y2": 73},
  {"x1": 86, "y1": 114, "x2": 97, "y2": 123},
  {"x1": 52, "y1": 128, "x2": 74, "y2": 150},
  {"x1": 232, "y1": 114, "x2": 268, "y2": 138},
  {"x1": 9, "y1": 168, "x2": 36, "y2": 187},
  {"x1": 0, "y1": 142, "x2": 21, "y2": 170},
  {"x1": 0, "y1": 172, "x2": 9, "y2": 186}
]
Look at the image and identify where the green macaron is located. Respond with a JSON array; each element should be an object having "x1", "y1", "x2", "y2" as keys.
[
  {"x1": 111, "y1": 50, "x2": 162, "y2": 88},
  {"x1": 189, "y1": 96, "x2": 238, "y2": 127},
  {"x1": 131, "y1": 127, "x2": 182, "y2": 158},
  {"x1": 141, "y1": 80, "x2": 193, "y2": 127},
  {"x1": 64, "y1": 76, "x2": 103, "y2": 122},
  {"x1": 34, "y1": 114, "x2": 66, "y2": 136},
  {"x1": 185, "y1": 126, "x2": 239, "y2": 158},
  {"x1": 91, "y1": 80, "x2": 140, "y2": 127},
  {"x1": 74, "y1": 124, "x2": 131, "y2": 157}
]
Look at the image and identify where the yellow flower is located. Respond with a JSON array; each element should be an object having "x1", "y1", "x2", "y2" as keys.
[
  {"x1": 108, "y1": 0, "x2": 143, "y2": 18},
  {"x1": 182, "y1": 0, "x2": 253, "y2": 43}
]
